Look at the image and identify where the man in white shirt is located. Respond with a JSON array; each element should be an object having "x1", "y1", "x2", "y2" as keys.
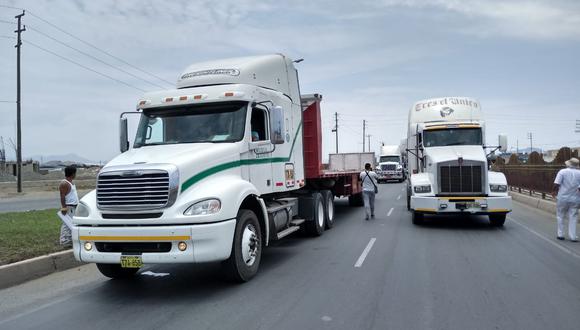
[
  {"x1": 359, "y1": 163, "x2": 379, "y2": 220},
  {"x1": 552, "y1": 157, "x2": 580, "y2": 242},
  {"x1": 59, "y1": 166, "x2": 79, "y2": 247}
]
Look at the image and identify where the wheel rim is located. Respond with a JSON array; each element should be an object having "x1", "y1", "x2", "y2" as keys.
[
  {"x1": 241, "y1": 223, "x2": 259, "y2": 267},
  {"x1": 318, "y1": 200, "x2": 325, "y2": 228},
  {"x1": 327, "y1": 196, "x2": 334, "y2": 222}
]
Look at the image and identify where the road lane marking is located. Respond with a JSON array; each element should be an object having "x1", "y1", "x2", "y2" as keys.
[
  {"x1": 141, "y1": 271, "x2": 170, "y2": 277},
  {"x1": 397, "y1": 195, "x2": 401, "y2": 200},
  {"x1": 355, "y1": 238, "x2": 376, "y2": 268},
  {"x1": 387, "y1": 208, "x2": 394, "y2": 217},
  {"x1": 508, "y1": 216, "x2": 580, "y2": 261}
]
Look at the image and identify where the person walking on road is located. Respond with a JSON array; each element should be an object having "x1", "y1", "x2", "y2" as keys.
[
  {"x1": 59, "y1": 166, "x2": 79, "y2": 246},
  {"x1": 552, "y1": 157, "x2": 580, "y2": 242},
  {"x1": 360, "y1": 163, "x2": 379, "y2": 220}
]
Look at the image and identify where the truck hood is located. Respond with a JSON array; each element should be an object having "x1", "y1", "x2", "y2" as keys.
[
  {"x1": 424, "y1": 145, "x2": 487, "y2": 164},
  {"x1": 105, "y1": 143, "x2": 240, "y2": 172}
]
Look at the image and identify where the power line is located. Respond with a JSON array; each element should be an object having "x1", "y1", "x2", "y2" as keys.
[
  {"x1": 0, "y1": 100, "x2": 15, "y2": 103},
  {"x1": 27, "y1": 25, "x2": 166, "y2": 89},
  {"x1": 0, "y1": 19, "x2": 15, "y2": 24},
  {"x1": 0, "y1": 35, "x2": 15, "y2": 39},
  {"x1": 25, "y1": 10, "x2": 174, "y2": 86},
  {"x1": 25, "y1": 40, "x2": 146, "y2": 92}
]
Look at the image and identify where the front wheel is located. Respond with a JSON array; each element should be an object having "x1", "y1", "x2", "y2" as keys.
[
  {"x1": 489, "y1": 214, "x2": 506, "y2": 227},
  {"x1": 412, "y1": 211, "x2": 424, "y2": 225},
  {"x1": 96, "y1": 263, "x2": 139, "y2": 279},
  {"x1": 222, "y1": 209, "x2": 262, "y2": 282}
]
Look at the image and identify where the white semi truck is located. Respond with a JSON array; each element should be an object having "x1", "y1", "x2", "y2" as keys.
[
  {"x1": 72, "y1": 54, "x2": 367, "y2": 282},
  {"x1": 377, "y1": 145, "x2": 405, "y2": 183},
  {"x1": 405, "y1": 97, "x2": 512, "y2": 226}
]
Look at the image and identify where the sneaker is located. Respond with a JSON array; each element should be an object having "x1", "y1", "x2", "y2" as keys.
[
  {"x1": 557, "y1": 236, "x2": 565, "y2": 241},
  {"x1": 371, "y1": 214, "x2": 375, "y2": 219},
  {"x1": 365, "y1": 216, "x2": 369, "y2": 221},
  {"x1": 571, "y1": 238, "x2": 579, "y2": 243}
]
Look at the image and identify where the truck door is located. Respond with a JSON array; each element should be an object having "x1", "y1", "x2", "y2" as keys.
[{"x1": 246, "y1": 106, "x2": 274, "y2": 193}]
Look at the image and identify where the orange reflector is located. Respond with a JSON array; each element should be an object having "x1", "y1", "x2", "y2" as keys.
[
  {"x1": 165, "y1": 97, "x2": 174, "y2": 102},
  {"x1": 138, "y1": 100, "x2": 147, "y2": 106},
  {"x1": 224, "y1": 92, "x2": 234, "y2": 97},
  {"x1": 179, "y1": 96, "x2": 188, "y2": 101},
  {"x1": 193, "y1": 95, "x2": 202, "y2": 100}
]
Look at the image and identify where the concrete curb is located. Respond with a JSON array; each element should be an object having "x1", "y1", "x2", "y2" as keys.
[
  {"x1": 0, "y1": 250, "x2": 85, "y2": 290},
  {"x1": 509, "y1": 191, "x2": 557, "y2": 214}
]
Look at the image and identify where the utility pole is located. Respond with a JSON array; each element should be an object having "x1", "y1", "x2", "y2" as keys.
[
  {"x1": 331, "y1": 112, "x2": 338, "y2": 154},
  {"x1": 527, "y1": 132, "x2": 533, "y2": 154},
  {"x1": 362, "y1": 120, "x2": 366, "y2": 152},
  {"x1": 516, "y1": 139, "x2": 519, "y2": 155},
  {"x1": 367, "y1": 134, "x2": 372, "y2": 152},
  {"x1": 15, "y1": 10, "x2": 25, "y2": 193}
]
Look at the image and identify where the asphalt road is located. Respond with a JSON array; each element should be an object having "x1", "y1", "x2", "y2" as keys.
[
  {"x1": 0, "y1": 191, "x2": 90, "y2": 213},
  {"x1": 2, "y1": 183, "x2": 580, "y2": 330}
]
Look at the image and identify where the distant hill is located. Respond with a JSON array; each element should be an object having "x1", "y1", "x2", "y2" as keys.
[{"x1": 27, "y1": 153, "x2": 100, "y2": 165}]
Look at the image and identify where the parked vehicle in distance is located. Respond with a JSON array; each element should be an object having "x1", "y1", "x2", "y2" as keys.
[
  {"x1": 377, "y1": 145, "x2": 405, "y2": 183},
  {"x1": 71, "y1": 54, "x2": 368, "y2": 282},
  {"x1": 405, "y1": 97, "x2": 512, "y2": 226}
]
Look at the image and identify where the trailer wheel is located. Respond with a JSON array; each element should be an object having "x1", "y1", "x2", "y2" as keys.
[
  {"x1": 412, "y1": 211, "x2": 424, "y2": 225},
  {"x1": 348, "y1": 193, "x2": 364, "y2": 207},
  {"x1": 222, "y1": 209, "x2": 262, "y2": 282},
  {"x1": 305, "y1": 193, "x2": 325, "y2": 236},
  {"x1": 321, "y1": 190, "x2": 335, "y2": 229},
  {"x1": 96, "y1": 263, "x2": 139, "y2": 279},
  {"x1": 489, "y1": 214, "x2": 506, "y2": 227}
]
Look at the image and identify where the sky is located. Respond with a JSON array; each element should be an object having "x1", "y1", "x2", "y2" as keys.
[{"x1": 0, "y1": 0, "x2": 579, "y2": 163}]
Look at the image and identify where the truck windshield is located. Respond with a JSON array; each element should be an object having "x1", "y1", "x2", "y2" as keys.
[
  {"x1": 423, "y1": 128, "x2": 482, "y2": 147},
  {"x1": 133, "y1": 102, "x2": 248, "y2": 147},
  {"x1": 380, "y1": 156, "x2": 400, "y2": 163}
]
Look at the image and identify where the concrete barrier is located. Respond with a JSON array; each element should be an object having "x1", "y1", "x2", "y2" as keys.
[
  {"x1": 0, "y1": 250, "x2": 84, "y2": 289},
  {"x1": 509, "y1": 191, "x2": 555, "y2": 214}
]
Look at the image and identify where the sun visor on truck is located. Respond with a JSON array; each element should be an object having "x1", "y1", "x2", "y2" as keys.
[{"x1": 409, "y1": 97, "x2": 483, "y2": 123}]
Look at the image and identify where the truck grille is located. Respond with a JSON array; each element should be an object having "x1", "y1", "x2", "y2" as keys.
[
  {"x1": 381, "y1": 164, "x2": 397, "y2": 171},
  {"x1": 97, "y1": 170, "x2": 171, "y2": 210},
  {"x1": 439, "y1": 164, "x2": 483, "y2": 194}
]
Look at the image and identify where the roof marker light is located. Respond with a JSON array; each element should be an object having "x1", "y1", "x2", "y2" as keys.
[
  {"x1": 179, "y1": 96, "x2": 188, "y2": 101},
  {"x1": 224, "y1": 92, "x2": 234, "y2": 97},
  {"x1": 193, "y1": 95, "x2": 203, "y2": 100},
  {"x1": 165, "y1": 97, "x2": 174, "y2": 102}
]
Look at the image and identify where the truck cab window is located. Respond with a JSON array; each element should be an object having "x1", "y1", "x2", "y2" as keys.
[{"x1": 251, "y1": 108, "x2": 269, "y2": 141}]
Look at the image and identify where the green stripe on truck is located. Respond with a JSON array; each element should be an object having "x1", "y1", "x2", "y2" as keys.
[{"x1": 180, "y1": 122, "x2": 302, "y2": 192}]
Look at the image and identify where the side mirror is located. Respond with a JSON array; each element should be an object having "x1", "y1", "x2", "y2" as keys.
[
  {"x1": 498, "y1": 134, "x2": 508, "y2": 153},
  {"x1": 270, "y1": 106, "x2": 285, "y2": 144},
  {"x1": 120, "y1": 117, "x2": 129, "y2": 153}
]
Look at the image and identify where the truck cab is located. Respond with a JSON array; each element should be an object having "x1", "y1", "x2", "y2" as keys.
[
  {"x1": 406, "y1": 97, "x2": 511, "y2": 226},
  {"x1": 377, "y1": 145, "x2": 405, "y2": 183},
  {"x1": 72, "y1": 55, "x2": 309, "y2": 281}
]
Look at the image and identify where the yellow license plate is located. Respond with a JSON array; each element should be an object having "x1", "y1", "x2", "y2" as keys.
[
  {"x1": 120, "y1": 255, "x2": 143, "y2": 268},
  {"x1": 466, "y1": 202, "x2": 480, "y2": 209}
]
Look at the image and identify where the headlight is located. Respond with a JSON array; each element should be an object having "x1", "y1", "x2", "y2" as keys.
[
  {"x1": 414, "y1": 185, "x2": 431, "y2": 193},
  {"x1": 184, "y1": 199, "x2": 221, "y2": 216},
  {"x1": 75, "y1": 202, "x2": 90, "y2": 217},
  {"x1": 490, "y1": 184, "x2": 508, "y2": 193}
]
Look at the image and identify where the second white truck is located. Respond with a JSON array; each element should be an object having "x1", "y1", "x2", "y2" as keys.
[
  {"x1": 377, "y1": 145, "x2": 405, "y2": 183},
  {"x1": 405, "y1": 97, "x2": 512, "y2": 226}
]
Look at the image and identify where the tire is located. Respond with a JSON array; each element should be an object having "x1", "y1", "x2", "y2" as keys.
[
  {"x1": 348, "y1": 193, "x2": 364, "y2": 207},
  {"x1": 96, "y1": 263, "x2": 139, "y2": 279},
  {"x1": 321, "y1": 190, "x2": 335, "y2": 230},
  {"x1": 222, "y1": 209, "x2": 262, "y2": 282},
  {"x1": 489, "y1": 214, "x2": 506, "y2": 227},
  {"x1": 406, "y1": 193, "x2": 411, "y2": 211},
  {"x1": 412, "y1": 211, "x2": 424, "y2": 225},
  {"x1": 305, "y1": 193, "x2": 325, "y2": 236}
]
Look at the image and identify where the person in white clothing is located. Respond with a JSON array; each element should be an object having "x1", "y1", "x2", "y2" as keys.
[
  {"x1": 552, "y1": 157, "x2": 580, "y2": 242},
  {"x1": 59, "y1": 166, "x2": 79, "y2": 246},
  {"x1": 359, "y1": 163, "x2": 378, "y2": 220}
]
